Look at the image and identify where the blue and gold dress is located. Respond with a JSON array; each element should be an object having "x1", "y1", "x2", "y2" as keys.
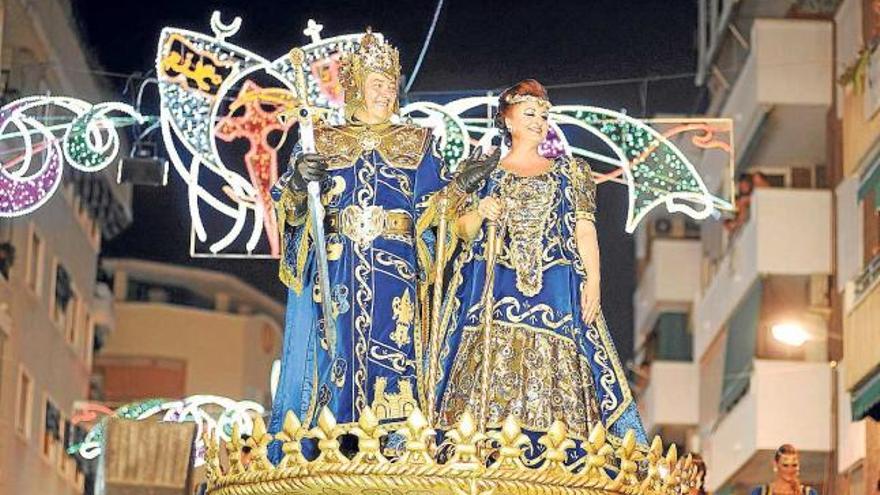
[
  {"x1": 269, "y1": 121, "x2": 458, "y2": 434},
  {"x1": 750, "y1": 485, "x2": 818, "y2": 495},
  {"x1": 435, "y1": 155, "x2": 647, "y2": 447}
]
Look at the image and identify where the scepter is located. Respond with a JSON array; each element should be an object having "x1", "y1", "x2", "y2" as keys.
[
  {"x1": 287, "y1": 47, "x2": 337, "y2": 357},
  {"x1": 427, "y1": 191, "x2": 450, "y2": 426},
  {"x1": 477, "y1": 217, "x2": 502, "y2": 433}
]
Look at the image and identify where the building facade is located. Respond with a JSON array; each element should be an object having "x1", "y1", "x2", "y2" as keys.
[
  {"x1": 833, "y1": 1, "x2": 880, "y2": 494},
  {"x1": 0, "y1": 1, "x2": 133, "y2": 493},
  {"x1": 636, "y1": 1, "x2": 840, "y2": 493},
  {"x1": 96, "y1": 259, "x2": 283, "y2": 409}
]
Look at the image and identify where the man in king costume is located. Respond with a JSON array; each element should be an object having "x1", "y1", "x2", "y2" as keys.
[{"x1": 268, "y1": 31, "x2": 493, "y2": 438}]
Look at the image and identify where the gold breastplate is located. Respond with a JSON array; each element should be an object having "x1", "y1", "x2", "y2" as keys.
[{"x1": 498, "y1": 172, "x2": 558, "y2": 297}]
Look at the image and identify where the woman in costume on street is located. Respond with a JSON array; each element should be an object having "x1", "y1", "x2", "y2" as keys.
[
  {"x1": 750, "y1": 445, "x2": 818, "y2": 495},
  {"x1": 433, "y1": 79, "x2": 647, "y2": 453}
]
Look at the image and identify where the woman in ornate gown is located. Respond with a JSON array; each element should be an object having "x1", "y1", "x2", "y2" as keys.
[
  {"x1": 433, "y1": 79, "x2": 647, "y2": 450},
  {"x1": 750, "y1": 445, "x2": 818, "y2": 495}
]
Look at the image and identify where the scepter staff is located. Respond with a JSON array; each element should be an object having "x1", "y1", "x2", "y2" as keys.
[
  {"x1": 286, "y1": 47, "x2": 337, "y2": 357},
  {"x1": 477, "y1": 216, "x2": 502, "y2": 433},
  {"x1": 427, "y1": 191, "x2": 450, "y2": 426}
]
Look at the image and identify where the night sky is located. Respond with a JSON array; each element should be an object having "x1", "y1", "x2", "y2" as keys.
[{"x1": 71, "y1": 0, "x2": 702, "y2": 363}]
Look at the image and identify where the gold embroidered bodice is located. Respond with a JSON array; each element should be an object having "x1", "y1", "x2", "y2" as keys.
[{"x1": 497, "y1": 170, "x2": 559, "y2": 297}]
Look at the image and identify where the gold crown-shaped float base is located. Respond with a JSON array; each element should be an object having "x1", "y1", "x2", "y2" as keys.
[{"x1": 203, "y1": 406, "x2": 700, "y2": 495}]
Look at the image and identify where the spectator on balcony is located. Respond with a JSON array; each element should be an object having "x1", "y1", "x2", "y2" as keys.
[
  {"x1": 724, "y1": 174, "x2": 754, "y2": 233},
  {"x1": 724, "y1": 172, "x2": 771, "y2": 234},
  {"x1": 750, "y1": 444, "x2": 818, "y2": 495},
  {"x1": 752, "y1": 171, "x2": 771, "y2": 189}
]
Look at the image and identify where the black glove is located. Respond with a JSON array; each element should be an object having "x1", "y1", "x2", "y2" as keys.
[
  {"x1": 454, "y1": 146, "x2": 501, "y2": 193},
  {"x1": 289, "y1": 153, "x2": 329, "y2": 191}
]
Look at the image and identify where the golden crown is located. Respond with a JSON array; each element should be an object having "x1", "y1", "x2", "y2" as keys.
[
  {"x1": 202, "y1": 405, "x2": 700, "y2": 495},
  {"x1": 339, "y1": 30, "x2": 401, "y2": 120},
  {"x1": 505, "y1": 93, "x2": 552, "y2": 109}
]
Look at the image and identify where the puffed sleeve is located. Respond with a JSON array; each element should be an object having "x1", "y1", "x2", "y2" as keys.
[{"x1": 571, "y1": 157, "x2": 597, "y2": 222}]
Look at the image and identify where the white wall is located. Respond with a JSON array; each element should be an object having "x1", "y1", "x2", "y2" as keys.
[
  {"x1": 634, "y1": 239, "x2": 701, "y2": 347},
  {"x1": 694, "y1": 189, "x2": 832, "y2": 359},
  {"x1": 706, "y1": 360, "x2": 832, "y2": 491},
  {"x1": 721, "y1": 19, "x2": 833, "y2": 169},
  {"x1": 753, "y1": 189, "x2": 832, "y2": 275},
  {"x1": 753, "y1": 20, "x2": 833, "y2": 106},
  {"x1": 642, "y1": 361, "x2": 699, "y2": 432},
  {"x1": 836, "y1": 177, "x2": 863, "y2": 293}
]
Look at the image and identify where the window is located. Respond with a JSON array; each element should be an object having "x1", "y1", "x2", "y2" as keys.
[
  {"x1": 15, "y1": 367, "x2": 33, "y2": 439},
  {"x1": 59, "y1": 418, "x2": 73, "y2": 476},
  {"x1": 643, "y1": 313, "x2": 693, "y2": 364},
  {"x1": 26, "y1": 227, "x2": 43, "y2": 294},
  {"x1": 42, "y1": 397, "x2": 61, "y2": 462},
  {"x1": 65, "y1": 290, "x2": 80, "y2": 348},
  {"x1": 51, "y1": 262, "x2": 77, "y2": 335},
  {"x1": 862, "y1": 189, "x2": 880, "y2": 264},
  {"x1": 0, "y1": 218, "x2": 12, "y2": 280}
]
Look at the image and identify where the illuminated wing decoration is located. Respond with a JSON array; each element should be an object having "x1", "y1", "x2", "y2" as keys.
[
  {"x1": 552, "y1": 106, "x2": 732, "y2": 232},
  {"x1": 69, "y1": 395, "x2": 264, "y2": 467},
  {"x1": 156, "y1": 12, "x2": 368, "y2": 257},
  {"x1": 0, "y1": 96, "x2": 144, "y2": 218},
  {"x1": 156, "y1": 14, "x2": 731, "y2": 256},
  {"x1": 401, "y1": 97, "x2": 734, "y2": 233}
]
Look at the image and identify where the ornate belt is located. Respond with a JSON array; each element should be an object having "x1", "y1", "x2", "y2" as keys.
[{"x1": 327, "y1": 206, "x2": 413, "y2": 246}]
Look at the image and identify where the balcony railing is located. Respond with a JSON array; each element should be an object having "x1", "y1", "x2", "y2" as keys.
[
  {"x1": 694, "y1": 188, "x2": 832, "y2": 359},
  {"x1": 640, "y1": 361, "x2": 699, "y2": 433},
  {"x1": 703, "y1": 360, "x2": 831, "y2": 491},
  {"x1": 844, "y1": 260, "x2": 880, "y2": 391},
  {"x1": 633, "y1": 239, "x2": 701, "y2": 347}
]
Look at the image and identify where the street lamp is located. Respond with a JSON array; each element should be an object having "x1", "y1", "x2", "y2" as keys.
[
  {"x1": 770, "y1": 316, "x2": 837, "y2": 495},
  {"x1": 771, "y1": 322, "x2": 811, "y2": 347}
]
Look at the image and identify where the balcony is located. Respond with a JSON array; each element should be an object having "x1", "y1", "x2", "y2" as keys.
[
  {"x1": 703, "y1": 360, "x2": 832, "y2": 492},
  {"x1": 640, "y1": 361, "x2": 699, "y2": 435},
  {"x1": 694, "y1": 188, "x2": 832, "y2": 359},
  {"x1": 837, "y1": 363, "x2": 868, "y2": 473},
  {"x1": 634, "y1": 239, "x2": 701, "y2": 348},
  {"x1": 698, "y1": 18, "x2": 832, "y2": 191},
  {"x1": 843, "y1": 265, "x2": 880, "y2": 392}
]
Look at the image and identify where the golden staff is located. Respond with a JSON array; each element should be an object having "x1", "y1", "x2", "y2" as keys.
[
  {"x1": 427, "y1": 192, "x2": 450, "y2": 426},
  {"x1": 477, "y1": 217, "x2": 502, "y2": 433}
]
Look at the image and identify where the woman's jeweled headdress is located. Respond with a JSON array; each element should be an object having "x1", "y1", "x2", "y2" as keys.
[{"x1": 503, "y1": 93, "x2": 552, "y2": 109}]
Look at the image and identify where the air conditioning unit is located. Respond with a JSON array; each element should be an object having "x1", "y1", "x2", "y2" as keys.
[{"x1": 650, "y1": 217, "x2": 686, "y2": 239}]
